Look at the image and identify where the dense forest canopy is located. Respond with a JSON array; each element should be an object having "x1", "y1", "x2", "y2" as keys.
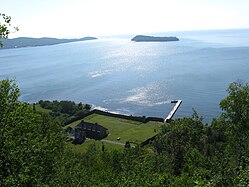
[{"x1": 1, "y1": 79, "x2": 249, "y2": 186}]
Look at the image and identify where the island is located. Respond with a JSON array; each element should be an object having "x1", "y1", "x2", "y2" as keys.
[
  {"x1": 0, "y1": 36, "x2": 98, "y2": 49},
  {"x1": 131, "y1": 35, "x2": 179, "y2": 42}
]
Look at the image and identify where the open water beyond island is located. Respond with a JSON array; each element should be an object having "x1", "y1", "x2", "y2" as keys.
[{"x1": 1, "y1": 29, "x2": 249, "y2": 123}]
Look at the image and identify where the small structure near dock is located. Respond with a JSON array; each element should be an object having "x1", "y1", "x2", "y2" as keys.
[{"x1": 165, "y1": 100, "x2": 182, "y2": 123}]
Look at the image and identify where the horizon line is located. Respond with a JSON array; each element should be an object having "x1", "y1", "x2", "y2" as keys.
[{"x1": 7, "y1": 27, "x2": 249, "y2": 40}]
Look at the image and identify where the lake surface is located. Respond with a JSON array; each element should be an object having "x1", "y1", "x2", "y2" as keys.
[{"x1": 1, "y1": 29, "x2": 249, "y2": 123}]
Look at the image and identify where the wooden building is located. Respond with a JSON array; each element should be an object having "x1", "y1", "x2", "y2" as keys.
[
  {"x1": 66, "y1": 121, "x2": 108, "y2": 144},
  {"x1": 76, "y1": 121, "x2": 108, "y2": 140}
]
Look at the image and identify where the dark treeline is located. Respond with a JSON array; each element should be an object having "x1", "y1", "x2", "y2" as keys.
[
  {"x1": 38, "y1": 100, "x2": 91, "y2": 115},
  {"x1": 1, "y1": 79, "x2": 249, "y2": 186},
  {"x1": 37, "y1": 100, "x2": 91, "y2": 126}
]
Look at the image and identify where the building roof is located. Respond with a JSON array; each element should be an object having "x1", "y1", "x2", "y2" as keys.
[{"x1": 76, "y1": 121, "x2": 108, "y2": 132}]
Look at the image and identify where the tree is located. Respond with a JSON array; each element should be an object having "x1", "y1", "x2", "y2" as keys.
[
  {"x1": 0, "y1": 79, "x2": 64, "y2": 186},
  {"x1": 0, "y1": 13, "x2": 18, "y2": 46},
  {"x1": 220, "y1": 80, "x2": 249, "y2": 126},
  {"x1": 84, "y1": 104, "x2": 91, "y2": 110},
  {"x1": 220, "y1": 81, "x2": 249, "y2": 167},
  {"x1": 153, "y1": 112, "x2": 207, "y2": 175}
]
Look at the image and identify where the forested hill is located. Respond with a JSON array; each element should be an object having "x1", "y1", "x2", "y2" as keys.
[{"x1": 0, "y1": 36, "x2": 97, "y2": 49}]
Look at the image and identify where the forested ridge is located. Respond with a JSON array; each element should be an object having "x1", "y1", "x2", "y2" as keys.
[
  {"x1": 1, "y1": 79, "x2": 249, "y2": 186},
  {"x1": 0, "y1": 37, "x2": 98, "y2": 49}
]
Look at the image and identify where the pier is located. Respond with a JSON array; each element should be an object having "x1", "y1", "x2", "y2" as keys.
[{"x1": 165, "y1": 100, "x2": 182, "y2": 123}]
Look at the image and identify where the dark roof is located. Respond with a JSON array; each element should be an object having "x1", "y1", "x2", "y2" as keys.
[{"x1": 76, "y1": 121, "x2": 108, "y2": 132}]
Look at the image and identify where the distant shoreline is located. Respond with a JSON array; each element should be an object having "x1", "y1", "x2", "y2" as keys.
[{"x1": 0, "y1": 36, "x2": 98, "y2": 49}]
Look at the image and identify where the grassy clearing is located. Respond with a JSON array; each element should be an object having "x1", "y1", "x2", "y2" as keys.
[
  {"x1": 32, "y1": 104, "x2": 52, "y2": 114},
  {"x1": 68, "y1": 113, "x2": 164, "y2": 144}
]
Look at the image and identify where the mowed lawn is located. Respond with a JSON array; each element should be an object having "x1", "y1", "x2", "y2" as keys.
[
  {"x1": 30, "y1": 104, "x2": 52, "y2": 114},
  {"x1": 67, "y1": 113, "x2": 164, "y2": 144}
]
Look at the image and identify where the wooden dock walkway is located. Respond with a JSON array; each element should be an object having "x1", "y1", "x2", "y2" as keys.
[{"x1": 164, "y1": 100, "x2": 182, "y2": 123}]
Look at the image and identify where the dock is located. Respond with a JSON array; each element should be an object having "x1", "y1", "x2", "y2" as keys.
[{"x1": 164, "y1": 100, "x2": 182, "y2": 123}]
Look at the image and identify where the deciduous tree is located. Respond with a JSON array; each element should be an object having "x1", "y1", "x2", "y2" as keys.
[
  {"x1": 0, "y1": 13, "x2": 18, "y2": 46},
  {"x1": 0, "y1": 79, "x2": 64, "y2": 186}
]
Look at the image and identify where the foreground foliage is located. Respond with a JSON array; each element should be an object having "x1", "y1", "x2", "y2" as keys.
[
  {"x1": 0, "y1": 13, "x2": 18, "y2": 47},
  {"x1": 0, "y1": 80, "x2": 64, "y2": 186},
  {"x1": 1, "y1": 79, "x2": 249, "y2": 186}
]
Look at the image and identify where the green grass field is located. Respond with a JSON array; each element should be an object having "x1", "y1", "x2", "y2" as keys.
[
  {"x1": 30, "y1": 104, "x2": 52, "y2": 114},
  {"x1": 67, "y1": 113, "x2": 164, "y2": 144}
]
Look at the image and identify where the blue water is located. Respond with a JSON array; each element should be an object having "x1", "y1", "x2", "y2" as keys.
[{"x1": 1, "y1": 29, "x2": 249, "y2": 123}]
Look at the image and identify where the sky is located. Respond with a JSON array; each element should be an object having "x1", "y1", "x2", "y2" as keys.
[{"x1": 1, "y1": 0, "x2": 249, "y2": 38}]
